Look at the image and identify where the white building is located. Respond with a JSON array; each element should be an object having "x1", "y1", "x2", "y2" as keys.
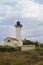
[
  {"x1": 4, "y1": 37, "x2": 19, "y2": 47},
  {"x1": 15, "y1": 21, "x2": 23, "y2": 46},
  {"x1": 4, "y1": 21, "x2": 35, "y2": 50},
  {"x1": 4, "y1": 21, "x2": 23, "y2": 47}
]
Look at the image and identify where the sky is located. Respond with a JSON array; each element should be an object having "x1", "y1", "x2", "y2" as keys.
[{"x1": 0, "y1": 0, "x2": 43, "y2": 45}]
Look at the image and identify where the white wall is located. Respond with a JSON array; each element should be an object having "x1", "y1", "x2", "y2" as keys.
[
  {"x1": 4, "y1": 38, "x2": 19, "y2": 47},
  {"x1": 21, "y1": 45, "x2": 35, "y2": 51},
  {"x1": 16, "y1": 27, "x2": 23, "y2": 46}
]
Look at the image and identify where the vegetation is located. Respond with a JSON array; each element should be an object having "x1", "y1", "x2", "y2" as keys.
[
  {"x1": 40, "y1": 43, "x2": 43, "y2": 47},
  {"x1": 23, "y1": 39, "x2": 39, "y2": 47},
  {"x1": 23, "y1": 39, "x2": 34, "y2": 45},
  {"x1": 0, "y1": 45, "x2": 43, "y2": 65},
  {"x1": 0, "y1": 46, "x2": 21, "y2": 52},
  {"x1": 0, "y1": 40, "x2": 43, "y2": 65}
]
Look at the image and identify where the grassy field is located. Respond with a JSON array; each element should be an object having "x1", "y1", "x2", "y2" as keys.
[
  {"x1": 35, "y1": 61, "x2": 43, "y2": 65},
  {"x1": 0, "y1": 46, "x2": 43, "y2": 65}
]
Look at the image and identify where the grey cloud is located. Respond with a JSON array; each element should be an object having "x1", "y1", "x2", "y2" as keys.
[{"x1": 33, "y1": 0, "x2": 43, "y2": 4}]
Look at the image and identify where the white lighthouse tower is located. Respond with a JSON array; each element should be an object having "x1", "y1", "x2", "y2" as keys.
[{"x1": 15, "y1": 21, "x2": 23, "y2": 46}]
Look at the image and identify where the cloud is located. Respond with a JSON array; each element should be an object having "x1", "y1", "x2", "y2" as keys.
[
  {"x1": 0, "y1": 25, "x2": 16, "y2": 44},
  {"x1": 0, "y1": 5, "x2": 15, "y2": 18},
  {"x1": 21, "y1": 18, "x2": 43, "y2": 42},
  {"x1": 33, "y1": 0, "x2": 43, "y2": 4},
  {"x1": 0, "y1": 0, "x2": 43, "y2": 22},
  {"x1": 0, "y1": 0, "x2": 43, "y2": 43}
]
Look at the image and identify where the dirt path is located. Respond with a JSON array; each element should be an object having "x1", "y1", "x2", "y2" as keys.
[{"x1": 35, "y1": 60, "x2": 43, "y2": 65}]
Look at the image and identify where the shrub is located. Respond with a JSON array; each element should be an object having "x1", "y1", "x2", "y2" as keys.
[{"x1": 0, "y1": 46, "x2": 21, "y2": 52}]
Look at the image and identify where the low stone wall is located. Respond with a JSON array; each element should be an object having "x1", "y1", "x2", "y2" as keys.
[{"x1": 21, "y1": 45, "x2": 35, "y2": 51}]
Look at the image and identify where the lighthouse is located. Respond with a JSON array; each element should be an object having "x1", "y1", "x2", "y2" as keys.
[{"x1": 15, "y1": 21, "x2": 23, "y2": 46}]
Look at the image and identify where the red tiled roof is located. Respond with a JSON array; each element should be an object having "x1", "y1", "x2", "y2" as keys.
[
  {"x1": 4, "y1": 37, "x2": 18, "y2": 41},
  {"x1": 10, "y1": 38, "x2": 18, "y2": 41}
]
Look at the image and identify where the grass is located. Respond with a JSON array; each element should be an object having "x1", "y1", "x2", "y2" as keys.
[
  {"x1": 35, "y1": 61, "x2": 43, "y2": 65},
  {"x1": 0, "y1": 46, "x2": 43, "y2": 65}
]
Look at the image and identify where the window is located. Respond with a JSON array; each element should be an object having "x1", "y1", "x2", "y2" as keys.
[{"x1": 7, "y1": 40, "x2": 11, "y2": 42}]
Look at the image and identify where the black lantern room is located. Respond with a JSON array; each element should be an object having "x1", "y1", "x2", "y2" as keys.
[{"x1": 15, "y1": 21, "x2": 22, "y2": 27}]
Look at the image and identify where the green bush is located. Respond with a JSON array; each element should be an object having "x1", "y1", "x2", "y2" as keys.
[
  {"x1": 0, "y1": 46, "x2": 21, "y2": 52},
  {"x1": 34, "y1": 41, "x2": 39, "y2": 47},
  {"x1": 23, "y1": 39, "x2": 34, "y2": 45}
]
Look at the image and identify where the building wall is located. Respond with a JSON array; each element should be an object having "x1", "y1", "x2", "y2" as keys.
[
  {"x1": 16, "y1": 27, "x2": 23, "y2": 46},
  {"x1": 4, "y1": 38, "x2": 19, "y2": 47},
  {"x1": 21, "y1": 45, "x2": 35, "y2": 51},
  {"x1": 16, "y1": 27, "x2": 21, "y2": 40}
]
